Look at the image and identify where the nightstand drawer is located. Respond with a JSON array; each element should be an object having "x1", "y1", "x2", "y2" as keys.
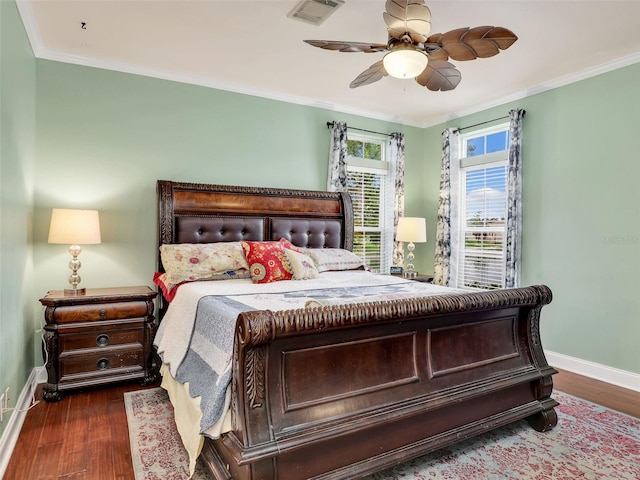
[
  {"x1": 59, "y1": 346, "x2": 144, "y2": 378},
  {"x1": 52, "y1": 301, "x2": 149, "y2": 323},
  {"x1": 59, "y1": 327, "x2": 144, "y2": 352}
]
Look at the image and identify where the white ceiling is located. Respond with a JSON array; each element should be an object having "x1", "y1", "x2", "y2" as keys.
[{"x1": 17, "y1": 0, "x2": 640, "y2": 127}]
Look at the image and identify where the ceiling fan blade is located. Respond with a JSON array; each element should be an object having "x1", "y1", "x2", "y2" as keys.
[
  {"x1": 304, "y1": 40, "x2": 388, "y2": 53},
  {"x1": 383, "y1": 0, "x2": 432, "y2": 43},
  {"x1": 424, "y1": 33, "x2": 449, "y2": 60},
  {"x1": 435, "y1": 26, "x2": 518, "y2": 61},
  {"x1": 426, "y1": 47, "x2": 449, "y2": 62},
  {"x1": 350, "y1": 61, "x2": 389, "y2": 88},
  {"x1": 459, "y1": 26, "x2": 499, "y2": 58},
  {"x1": 477, "y1": 26, "x2": 518, "y2": 51},
  {"x1": 415, "y1": 60, "x2": 461, "y2": 91},
  {"x1": 439, "y1": 27, "x2": 477, "y2": 61}
]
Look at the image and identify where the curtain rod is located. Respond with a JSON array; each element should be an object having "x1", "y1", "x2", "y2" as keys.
[
  {"x1": 456, "y1": 110, "x2": 526, "y2": 132},
  {"x1": 326, "y1": 121, "x2": 392, "y2": 137}
]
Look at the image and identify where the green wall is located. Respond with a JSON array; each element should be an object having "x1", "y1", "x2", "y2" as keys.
[
  {"x1": 31, "y1": 59, "x2": 425, "y2": 351},
  {"x1": 33, "y1": 58, "x2": 639, "y2": 375},
  {"x1": 0, "y1": 0, "x2": 36, "y2": 437},
  {"x1": 423, "y1": 63, "x2": 640, "y2": 374}
]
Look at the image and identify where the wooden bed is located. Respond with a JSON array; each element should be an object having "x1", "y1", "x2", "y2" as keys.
[{"x1": 156, "y1": 180, "x2": 558, "y2": 480}]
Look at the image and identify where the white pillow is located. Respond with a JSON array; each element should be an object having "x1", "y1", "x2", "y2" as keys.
[
  {"x1": 303, "y1": 248, "x2": 365, "y2": 273},
  {"x1": 285, "y1": 249, "x2": 320, "y2": 280}
]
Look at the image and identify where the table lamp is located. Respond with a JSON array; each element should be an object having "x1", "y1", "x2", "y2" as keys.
[
  {"x1": 396, "y1": 217, "x2": 426, "y2": 279},
  {"x1": 48, "y1": 208, "x2": 101, "y2": 295}
]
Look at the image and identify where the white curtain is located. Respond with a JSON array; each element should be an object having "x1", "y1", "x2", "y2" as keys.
[
  {"x1": 433, "y1": 128, "x2": 459, "y2": 286},
  {"x1": 326, "y1": 122, "x2": 405, "y2": 272},
  {"x1": 389, "y1": 132, "x2": 405, "y2": 267},
  {"x1": 433, "y1": 110, "x2": 524, "y2": 289},
  {"x1": 326, "y1": 121, "x2": 348, "y2": 192},
  {"x1": 504, "y1": 109, "x2": 525, "y2": 288}
]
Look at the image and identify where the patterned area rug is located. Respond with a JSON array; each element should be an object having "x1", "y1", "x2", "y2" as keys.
[{"x1": 125, "y1": 388, "x2": 640, "y2": 480}]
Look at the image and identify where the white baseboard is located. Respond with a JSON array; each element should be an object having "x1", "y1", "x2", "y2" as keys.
[
  {"x1": 546, "y1": 350, "x2": 640, "y2": 393},
  {"x1": 0, "y1": 367, "x2": 45, "y2": 479}
]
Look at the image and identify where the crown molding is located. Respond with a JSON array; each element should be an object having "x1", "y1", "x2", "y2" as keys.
[
  {"x1": 420, "y1": 51, "x2": 640, "y2": 128},
  {"x1": 34, "y1": 50, "x2": 417, "y2": 128},
  {"x1": 15, "y1": 0, "x2": 42, "y2": 56},
  {"x1": 15, "y1": 0, "x2": 640, "y2": 129}
]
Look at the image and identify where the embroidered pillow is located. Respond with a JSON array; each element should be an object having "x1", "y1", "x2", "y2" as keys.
[
  {"x1": 153, "y1": 270, "x2": 251, "y2": 302},
  {"x1": 241, "y1": 241, "x2": 293, "y2": 283},
  {"x1": 159, "y1": 242, "x2": 249, "y2": 285},
  {"x1": 285, "y1": 249, "x2": 320, "y2": 280},
  {"x1": 303, "y1": 248, "x2": 365, "y2": 272}
]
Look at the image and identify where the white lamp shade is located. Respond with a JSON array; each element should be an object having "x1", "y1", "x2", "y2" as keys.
[
  {"x1": 383, "y1": 48, "x2": 428, "y2": 79},
  {"x1": 48, "y1": 209, "x2": 101, "y2": 245},
  {"x1": 396, "y1": 217, "x2": 427, "y2": 243}
]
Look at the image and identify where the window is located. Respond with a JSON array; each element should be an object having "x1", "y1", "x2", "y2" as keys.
[
  {"x1": 345, "y1": 134, "x2": 392, "y2": 273},
  {"x1": 456, "y1": 125, "x2": 510, "y2": 290}
]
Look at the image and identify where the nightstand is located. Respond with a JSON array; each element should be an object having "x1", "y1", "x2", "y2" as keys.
[
  {"x1": 392, "y1": 273, "x2": 434, "y2": 283},
  {"x1": 410, "y1": 274, "x2": 434, "y2": 283},
  {"x1": 39, "y1": 286, "x2": 158, "y2": 402}
]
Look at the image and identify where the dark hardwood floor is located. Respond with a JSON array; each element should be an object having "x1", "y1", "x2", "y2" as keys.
[
  {"x1": 3, "y1": 381, "x2": 160, "y2": 480},
  {"x1": 553, "y1": 368, "x2": 640, "y2": 418},
  {"x1": 3, "y1": 369, "x2": 639, "y2": 480}
]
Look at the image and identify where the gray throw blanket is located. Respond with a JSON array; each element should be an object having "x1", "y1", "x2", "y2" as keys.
[{"x1": 174, "y1": 296, "x2": 255, "y2": 432}]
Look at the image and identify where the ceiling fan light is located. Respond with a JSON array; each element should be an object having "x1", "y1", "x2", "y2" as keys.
[{"x1": 383, "y1": 48, "x2": 428, "y2": 79}]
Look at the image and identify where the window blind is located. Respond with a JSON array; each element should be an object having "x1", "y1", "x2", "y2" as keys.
[
  {"x1": 347, "y1": 168, "x2": 388, "y2": 273},
  {"x1": 459, "y1": 163, "x2": 507, "y2": 289},
  {"x1": 455, "y1": 123, "x2": 510, "y2": 291}
]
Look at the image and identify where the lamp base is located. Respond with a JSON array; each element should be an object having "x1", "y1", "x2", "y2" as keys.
[
  {"x1": 404, "y1": 242, "x2": 418, "y2": 279},
  {"x1": 64, "y1": 288, "x2": 86, "y2": 296}
]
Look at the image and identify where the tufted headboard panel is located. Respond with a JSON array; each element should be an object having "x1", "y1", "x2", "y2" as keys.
[
  {"x1": 270, "y1": 218, "x2": 343, "y2": 249},
  {"x1": 157, "y1": 180, "x2": 354, "y2": 273},
  {"x1": 175, "y1": 216, "x2": 265, "y2": 244}
]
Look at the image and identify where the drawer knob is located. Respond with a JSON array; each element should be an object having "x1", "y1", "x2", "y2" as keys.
[
  {"x1": 96, "y1": 334, "x2": 110, "y2": 347},
  {"x1": 96, "y1": 358, "x2": 110, "y2": 370},
  {"x1": 99, "y1": 309, "x2": 107, "y2": 317}
]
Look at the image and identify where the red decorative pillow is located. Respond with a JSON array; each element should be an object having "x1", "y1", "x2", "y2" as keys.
[
  {"x1": 241, "y1": 241, "x2": 293, "y2": 283},
  {"x1": 278, "y1": 237, "x2": 304, "y2": 253}
]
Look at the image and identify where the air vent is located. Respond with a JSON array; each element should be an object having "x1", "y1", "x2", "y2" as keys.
[{"x1": 287, "y1": 0, "x2": 345, "y2": 26}]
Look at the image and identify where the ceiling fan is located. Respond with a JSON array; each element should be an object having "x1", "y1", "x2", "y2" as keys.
[{"x1": 304, "y1": 0, "x2": 518, "y2": 92}]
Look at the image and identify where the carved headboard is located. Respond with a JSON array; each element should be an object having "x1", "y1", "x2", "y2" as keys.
[{"x1": 156, "y1": 180, "x2": 354, "y2": 275}]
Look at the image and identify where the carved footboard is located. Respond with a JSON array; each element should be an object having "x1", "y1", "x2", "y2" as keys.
[{"x1": 200, "y1": 285, "x2": 557, "y2": 480}]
